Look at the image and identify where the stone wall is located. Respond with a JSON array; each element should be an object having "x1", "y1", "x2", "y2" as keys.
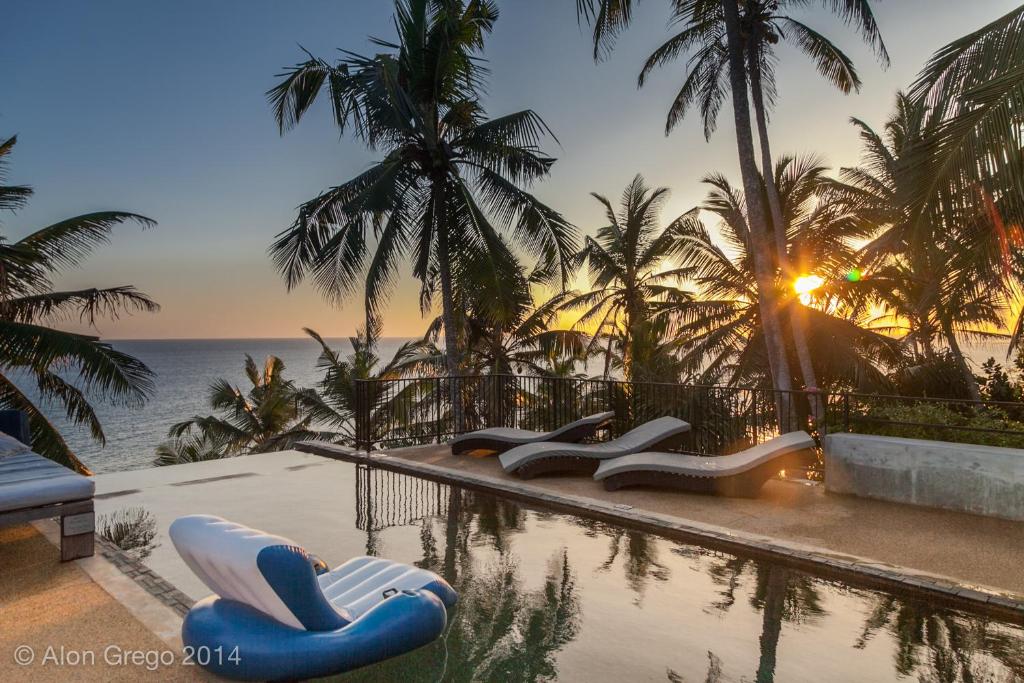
[{"x1": 824, "y1": 433, "x2": 1024, "y2": 521}]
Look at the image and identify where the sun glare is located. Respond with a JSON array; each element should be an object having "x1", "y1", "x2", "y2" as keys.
[{"x1": 794, "y1": 275, "x2": 824, "y2": 305}]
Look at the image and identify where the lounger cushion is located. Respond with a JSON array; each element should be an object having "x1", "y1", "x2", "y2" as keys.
[
  {"x1": 594, "y1": 431, "x2": 816, "y2": 480},
  {"x1": 0, "y1": 452, "x2": 94, "y2": 513},
  {"x1": 499, "y1": 416, "x2": 690, "y2": 472},
  {"x1": 451, "y1": 411, "x2": 614, "y2": 448}
]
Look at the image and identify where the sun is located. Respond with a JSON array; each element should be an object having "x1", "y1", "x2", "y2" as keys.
[{"x1": 794, "y1": 275, "x2": 824, "y2": 305}]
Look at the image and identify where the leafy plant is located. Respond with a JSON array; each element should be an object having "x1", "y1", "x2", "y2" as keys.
[{"x1": 97, "y1": 506, "x2": 159, "y2": 560}]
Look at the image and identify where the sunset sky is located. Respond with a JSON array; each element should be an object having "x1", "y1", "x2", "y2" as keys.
[{"x1": 2, "y1": 0, "x2": 1017, "y2": 339}]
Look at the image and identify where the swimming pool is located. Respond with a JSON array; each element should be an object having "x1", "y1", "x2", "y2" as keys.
[
  {"x1": 95, "y1": 455, "x2": 1024, "y2": 682},
  {"x1": 332, "y1": 465, "x2": 1024, "y2": 682}
]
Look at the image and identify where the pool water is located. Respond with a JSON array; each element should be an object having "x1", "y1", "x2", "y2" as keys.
[{"x1": 307, "y1": 465, "x2": 1024, "y2": 683}]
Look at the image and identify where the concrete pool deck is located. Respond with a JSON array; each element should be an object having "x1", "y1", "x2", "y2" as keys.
[{"x1": 298, "y1": 441, "x2": 1024, "y2": 622}]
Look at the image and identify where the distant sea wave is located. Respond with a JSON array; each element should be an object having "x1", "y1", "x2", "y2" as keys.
[{"x1": 17, "y1": 336, "x2": 1018, "y2": 474}]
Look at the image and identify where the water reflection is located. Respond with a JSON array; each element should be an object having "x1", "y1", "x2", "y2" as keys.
[
  {"x1": 328, "y1": 465, "x2": 1024, "y2": 682},
  {"x1": 856, "y1": 597, "x2": 1024, "y2": 682}
]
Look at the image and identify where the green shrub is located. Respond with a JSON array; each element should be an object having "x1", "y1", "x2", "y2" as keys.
[{"x1": 851, "y1": 402, "x2": 1024, "y2": 449}]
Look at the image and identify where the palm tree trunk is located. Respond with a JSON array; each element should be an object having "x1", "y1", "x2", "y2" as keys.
[
  {"x1": 939, "y1": 313, "x2": 982, "y2": 401},
  {"x1": 747, "y1": 45, "x2": 822, "y2": 427},
  {"x1": 436, "y1": 207, "x2": 466, "y2": 433},
  {"x1": 755, "y1": 565, "x2": 788, "y2": 683},
  {"x1": 721, "y1": 0, "x2": 794, "y2": 418}
]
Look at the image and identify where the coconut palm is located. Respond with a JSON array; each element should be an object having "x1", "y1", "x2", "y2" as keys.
[
  {"x1": 168, "y1": 355, "x2": 324, "y2": 456},
  {"x1": 905, "y1": 7, "x2": 1024, "y2": 351},
  {"x1": 830, "y1": 94, "x2": 1008, "y2": 398},
  {"x1": 268, "y1": 0, "x2": 577, "y2": 421},
  {"x1": 674, "y1": 156, "x2": 903, "y2": 390},
  {"x1": 296, "y1": 318, "x2": 435, "y2": 447},
  {"x1": 0, "y1": 135, "x2": 158, "y2": 473},
  {"x1": 577, "y1": 0, "x2": 795, "y2": 399},
  {"x1": 153, "y1": 432, "x2": 232, "y2": 467},
  {"x1": 563, "y1": 175, "x2": 697, "y2": 381},
  {"x1": 637, "y1": 0, "x2": 887, "y2": 399},
  {"x1": 422, "y1": 253, "x2": 588, "y2": 376}
]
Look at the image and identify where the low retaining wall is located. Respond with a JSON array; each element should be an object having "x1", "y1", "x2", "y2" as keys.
[{"x1": 824, "y1": 433, "x2": 1024, "y2": 521}]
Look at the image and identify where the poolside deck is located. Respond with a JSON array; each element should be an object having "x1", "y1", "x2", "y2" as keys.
[
  {"x1": 3, "y1": 444, "x2": 1022, "y2": 676},
  {"x1": 0, "y1": 524, "x2": 202, "y2": 681},
  {"x1": 300, "y1": 441, "x2": 1024, "y2": 619}
]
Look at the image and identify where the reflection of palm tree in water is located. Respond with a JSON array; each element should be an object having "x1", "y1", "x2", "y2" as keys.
[
  {"x1": 705, "y1": 557, "x2": 825, "y2": 683},
  {"x1": 337, "y1": 481, "x2": 580, "y2": 682},
  {"x1": 855, "y1": 596, "x2": 1024, "y2": 681},
  {"x1": 571, "y1": 517, "x2": 671, "y2": 604},
  {"x1": 668, "y1": 650, "x2": 723, "y2": 683},
  {"x1": 598, "y1": 528, "x2": 670, "y2": 604},
  {"x1": 432, "y1": 486, "x2": 580, "y2": 681}
]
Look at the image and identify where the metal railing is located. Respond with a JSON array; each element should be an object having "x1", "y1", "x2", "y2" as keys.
[
  {"x1": 353, "y1": 374, "x2": 829, "y2": 454},
  {"x1": 349, "y1": 374, "x2": 1024, "y2": 454}
]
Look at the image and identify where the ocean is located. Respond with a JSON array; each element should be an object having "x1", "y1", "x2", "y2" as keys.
[
  {"x1": 26, "y1": 338, "x2": 416, "y2": 474},
  {"x1": 19, "y1": 337, "x2": 1017, "y2": 474}
]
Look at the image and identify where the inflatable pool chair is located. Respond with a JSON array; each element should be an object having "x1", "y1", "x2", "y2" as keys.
[{"x1": 169, "y1": 515, "x2": 457, "y2": 681}]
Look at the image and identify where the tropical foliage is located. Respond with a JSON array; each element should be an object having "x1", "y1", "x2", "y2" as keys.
[
  {"x1": 563, "y1": 175, "x2": 695, "y2": 382},
  {"x1": 296, "y1": 319, "x2": 434, "y2": 446},
  {"x1": 674, "y1": 156, "x2": 904, "y2": 390},
  {"x1": 158, "y1": 355, "x2": 326, "y2": 462},
  {"x1": 0, "y1": 135, "x2": 157, "y2": 473},
  {"x1": 268, "y1": 0, "x2": 577, "y2": 385}
]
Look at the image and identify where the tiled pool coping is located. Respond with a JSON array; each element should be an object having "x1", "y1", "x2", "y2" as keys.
[{"x1": 297, "y1": 441, "x2": 1024, "y2": 625}]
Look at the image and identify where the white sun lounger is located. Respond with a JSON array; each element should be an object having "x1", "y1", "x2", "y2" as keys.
[
  {"x1": 594, "y1": 430, "x2": 817, "y2": 497},
  {"x1": 451, "y1": 410, "x2": 615, "y2": 455},
  {"x1": 498, "y1": 416, "x2": 691, "y2": 478}
]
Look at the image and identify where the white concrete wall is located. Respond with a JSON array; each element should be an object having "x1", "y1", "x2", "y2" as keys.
[{"x1": 824, "y1": 433, "x2": 1024, "y2": 521}]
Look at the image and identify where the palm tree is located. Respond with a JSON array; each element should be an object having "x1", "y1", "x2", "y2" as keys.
[
  {"x1": 296, "y1": 318, "x2": 434, "y2": 447},
  {"x1": 153, "y1": 432, "x2": 231, "y2": 466},
  {"x1": 0, "y1": 135, "x2": 158, "y2": 473},
  {"x1": 674, "y1": 157, "x2": 903, "y2": 390},
  {"x1": 268, "y1": 0, "x2": 577, "y2": 432},
  {"x1": 831, "y1": 94, "x2": 1007, "y2": 399},
  {"x1": 639, "y1": 0, "x2": 887, "y2": 400},
  {"x1": 905, "y1": 7, "x2": 1024, "y2": 357},
  {"x1": 424, "y1": 254, "x2": 588, "y2": 376},
  {"x1": 563, "y1": 175, "x2": 695, "y2": 381},
  {"x1": 168, "y1": 355, "x2": 324, "y2": 456},
  {"x1": 577, "y1": 0, "x2": 791, "y2": 400}
]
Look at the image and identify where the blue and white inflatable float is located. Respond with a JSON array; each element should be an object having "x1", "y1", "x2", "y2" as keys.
[{"x1": 169, "y1": 515, "x2": 457, "y2": 681}]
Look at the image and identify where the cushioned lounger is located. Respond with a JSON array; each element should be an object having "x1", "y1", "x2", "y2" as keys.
[
  {"x1": 498, "y1": 416, "x2": 691, "y2": 478},
  {"x1": 451, "y1": 411, "x2": 615, "y2": 455},
  {"x1": 594, "y1": 431, "x2": 817, "y2": 498},
  {"x1": 170, "y1": 515, "x2": 458, "y2": 681},
  {"x1": 0, "y1": 431, "x2": 95, "y2": 561}
]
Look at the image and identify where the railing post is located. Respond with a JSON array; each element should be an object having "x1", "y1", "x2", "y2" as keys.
[
  {"x1": 435, "y1": 377, "x2": 442, "y2": 444},
  {"x1": 354, "y1": 379, "x2": 370, "y2": 452},
  {"x1": 751, "y1": 388, "x2": 759, "y2": 445},
  {"x1": 843, "y1": 392, "x2": 851, "y2": 432}
]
